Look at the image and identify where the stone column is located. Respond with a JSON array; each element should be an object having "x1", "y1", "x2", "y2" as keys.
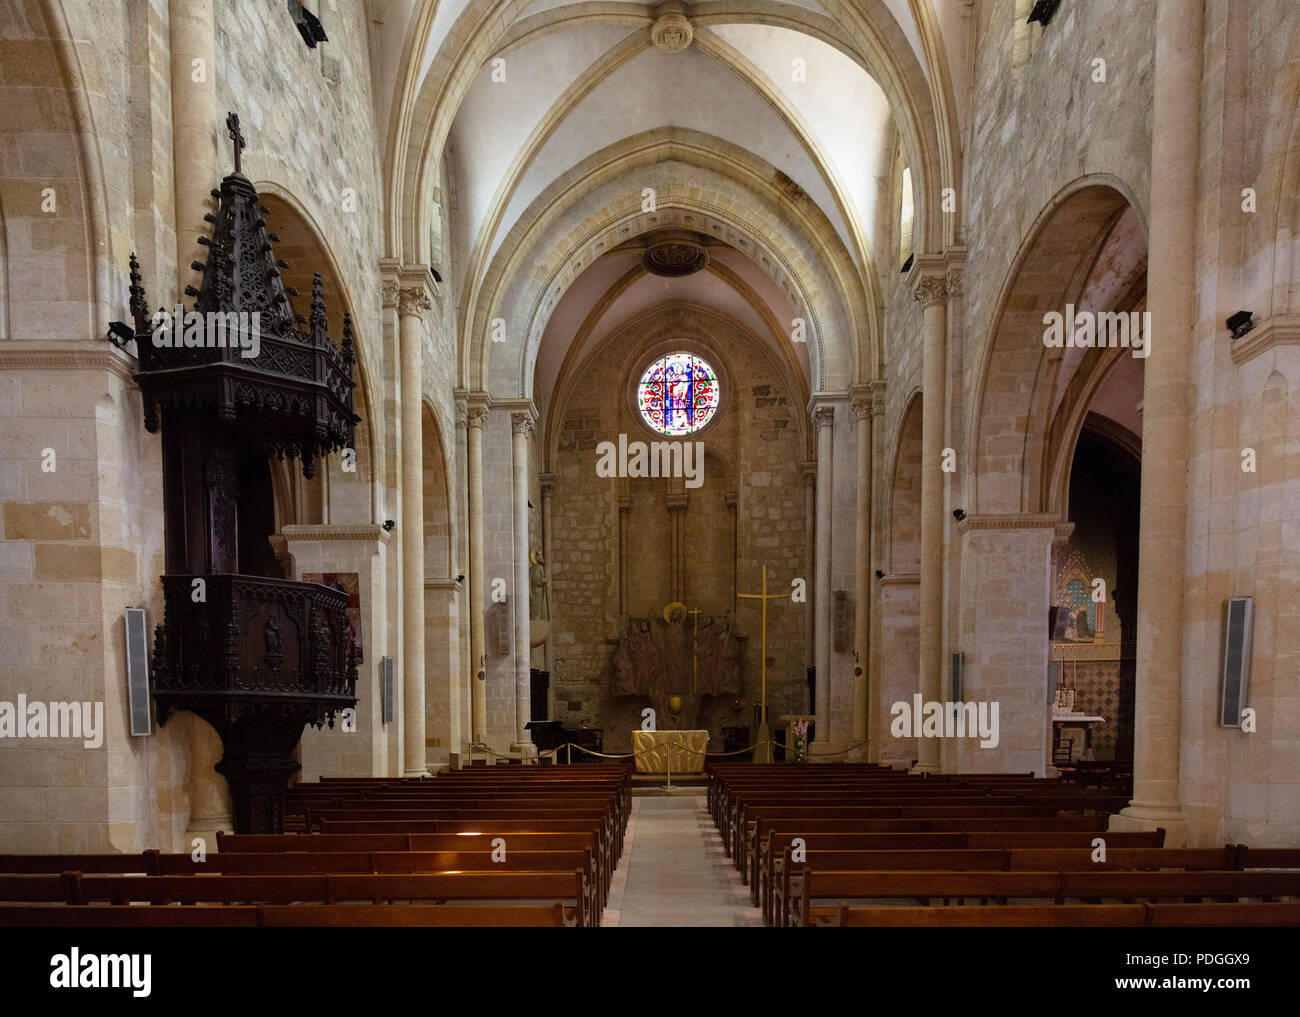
[
  {"x1": 540, "y1": 473, "x2": 556, "y2": 683},
  {"x1": 1114, "y1": 0, "x2": 1202, "y2": 842},
  {"x1": 510, "y1": 411, "x2": 536, "y2": 755},
  {"x1": 667, "y1": 491, "x2": 688, "y2": 602},
  {"x1": 467, "y1": 397, "x2": 489, "y2": 744},
  {"x1": 170, "y1": 0, "x2": 216, "y2": 299},
  {"x1": 398, "y1": 279, "x2": 432, "y2": 776},
  {"x1": 170, "y1": 0, "x2": 231, "y2": 845},
  {"x1": 725, "y1": 491, "x2": 738, "y2": 611},
  {"x1": 813, "y1": 406, "x2": 834, "y2": 744},
  {"x1": 911, "y1": 267, "x2": 948, "y2": 772},
  {"x1": 617, "y1": 490, "x2": 630, "y2": 615},
  {"x1": 850, "y1": 385, "x2": 874, "y2": 754},
  {"x1": 454, "y1": 392, "x2": 472, "y2": 754},
  {"x1": 868, "y1": 383, "x2": 886, "y2": 761},
  {"x1": 802, "y1": 461, "x2": 817, "y2": 707}
]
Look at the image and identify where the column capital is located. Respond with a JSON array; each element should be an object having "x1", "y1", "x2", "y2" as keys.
[
  {"x1": 466, "y1": 391, "x2": 491, "y2": 430},
  {"x1": 382, "y1": 278, "x2": 400, "y2": 310},
  {"x1": 454, "y1": 390, "x2": 468, "y2": 428},
  {"x1": 511, "y1": 412, "x2": 535, "y2": 437},
  {"x1": 802, "y1": 460, "x2": 818, "y2": 486},
  {"x1": 539, "y1": 472, "x2": 557, "y2": 496},
  {"x1": 813, "y1": 405, "x2": 835, "y2": 429},
  {"x1": 911, "y1": 274, "x2": 948, "y2": 308},
  {"x1": 849, "y1": 382, "x2": 874, "y2": 419},
  {"x1": 906, "y1": 249, "x2": 965, "y2": 307},
  {"x1": 398, "y1": 286, "x2": 433, "y2": 318}
]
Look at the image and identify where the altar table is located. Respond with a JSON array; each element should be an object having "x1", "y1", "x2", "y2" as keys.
[{"x1": 630, "y1": 730, "x2": 709, "y2": 773}]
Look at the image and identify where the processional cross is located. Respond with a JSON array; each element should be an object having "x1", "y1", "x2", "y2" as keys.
[{"x1": 737, "y1": 565, "x2": 789, "y2": 763}]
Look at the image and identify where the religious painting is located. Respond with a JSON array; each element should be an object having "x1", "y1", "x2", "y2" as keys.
[
  {"x1": 303, "y1": 572, "x2": 363, "y2": 662},
  {"x1": 1052, "y1": 550, "x2": 1102, "y2": 644}
]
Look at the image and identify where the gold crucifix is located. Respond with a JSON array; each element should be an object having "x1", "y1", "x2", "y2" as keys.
[
  {"x1": 737, "y1": 565, "x2": 788, "y2": 763},
  {"x1": 687, "y1": 606, "x2": 702, "y2": 693}
]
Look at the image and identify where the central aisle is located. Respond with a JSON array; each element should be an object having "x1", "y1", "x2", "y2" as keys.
[{"x1": 603, "y1": 796, "x2": 765, "y2": 927}]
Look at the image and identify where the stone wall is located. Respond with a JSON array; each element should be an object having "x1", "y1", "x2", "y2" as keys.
[{"x1": 546, "y1": 309, "x2": 809, "y2": 755}]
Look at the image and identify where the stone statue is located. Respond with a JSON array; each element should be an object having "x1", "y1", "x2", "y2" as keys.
[{"x1": 529, "y1": 549, "x2": 549, "y2": 622}]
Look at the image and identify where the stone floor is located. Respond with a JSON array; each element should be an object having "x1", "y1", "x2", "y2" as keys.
[{"x1": 603, "y1": 796, "x2": 765, "y2": 927}]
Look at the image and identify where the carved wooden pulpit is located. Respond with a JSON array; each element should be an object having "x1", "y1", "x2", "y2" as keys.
[{"x1": 107, "y1": 113, "x2": 359, "y2": 833}]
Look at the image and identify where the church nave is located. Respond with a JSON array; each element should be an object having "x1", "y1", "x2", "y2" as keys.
[{"x1": 605, "y1": 797, "x2": 763, "y2": 928}]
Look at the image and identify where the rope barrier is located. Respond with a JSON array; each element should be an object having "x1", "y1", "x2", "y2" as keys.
[{"x1": 467, "y1": 732, "x2": 870, "y2": 765}]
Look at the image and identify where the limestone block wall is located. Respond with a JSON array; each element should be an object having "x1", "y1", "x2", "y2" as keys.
[
  {"x1": 961, "y1": 0, "x2": 1154, "y2": 395},
  {"x1": 287, "y1": 527, "x2": 393, "y2": 780},
  {"x1": 0, "y1": 355, "x2": 187, "y2": 852},
  {"x1": 480, "y1": 408, "x2": 520, "y2": 749},
  {"x1": 954, "y1": 522, "x2": 1054, "y2": 775},
  {"x1": 546, "y1": 313, "x2": 809, "y2": 755},
  {"x1": 1175, "y1": 0, "x2": 1300, "y2": 846}
]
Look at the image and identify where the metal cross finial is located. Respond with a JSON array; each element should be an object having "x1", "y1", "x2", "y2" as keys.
[{"x1": 226, "y1": 112, "x2": 246, "y2": 173}]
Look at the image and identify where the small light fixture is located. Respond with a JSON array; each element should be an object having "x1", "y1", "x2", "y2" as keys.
[
  {"x1": 383, "y1": 519, "x2": 396, "y2": 532},
  {"x1": 106, "y1": 321, "x2": 135, "y2": 349},
  {"x1": 875, "y1": 570, "x2": 885, "y2": 580},
  {"x1": 1028, "y1": 0, "x2": 1062, "y2": 26},
  {"x1": 953, "y1": 509, "x2": 967, "y2": 522},
  {"x1": 1227, "y1": 310, "x2": 1255, "y2": 339}
]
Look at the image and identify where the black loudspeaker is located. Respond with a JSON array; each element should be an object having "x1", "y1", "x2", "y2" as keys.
[
  {"x1": 382, "y1": 656, "x2": 395, "y2": 724},
  {"x1": 951, "y1": 651, "x2": 963, "y2": 702},
  {"x1": 1220, "y1": 597, "x2": 1253, "y2": 727},
  {"x1": 124, "y1": 608, "x2": 151, "y2": 736}
]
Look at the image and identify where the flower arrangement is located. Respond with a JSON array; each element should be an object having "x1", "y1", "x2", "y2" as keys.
[{"x1": 789, "y1": 720, "x2": 810, "y2": 764}]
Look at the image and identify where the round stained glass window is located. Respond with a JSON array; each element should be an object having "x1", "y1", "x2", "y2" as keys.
[{"x1": 637, "y1": 352, "x2": 719, "y2": 436}]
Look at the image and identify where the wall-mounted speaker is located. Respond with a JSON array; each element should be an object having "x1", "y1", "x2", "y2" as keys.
[
  {"x1": 382, "y1": 656, "x2": 395, "y2": 724},
  {"x1": 1220, "y1": 597, "x2": 1253, "y2": 727},
  {"x1": 951, "y1": 651, "x2": 963, "y2": 702},
  {"x1": 124, "y1": 608, "x2": 151, "y2": 736}
]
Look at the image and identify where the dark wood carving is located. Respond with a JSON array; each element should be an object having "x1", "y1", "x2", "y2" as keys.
[{"x1": 107, "y1": 112, "x2": 359, "y2": 833}]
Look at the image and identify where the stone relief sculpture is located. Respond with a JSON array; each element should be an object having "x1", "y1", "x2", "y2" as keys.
[{"x1": 610, "y1": 606, "x2": 743, "y2": 728}]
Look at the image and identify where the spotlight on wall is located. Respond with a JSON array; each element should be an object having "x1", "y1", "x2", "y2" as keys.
[
  {"x1": 1227, "y1": 310, "x2": 1255, "y2": 339},
  {"x1": 875, "y1": 570, "x2": 885, "y2": 580},
  {"x1": 953, "y1": 509, "x2": 967, "y2": 522},
  {"x1": 382, "y1": 519, "x2": 396, "y2": 532},
  {"x1": 106, "y1": 321, "x2": 135, "y2": 349},
  {"x1": 430, "y1": 267, "x2": 443, "y2": 284},
  {"x1": 456, "y1": 574, "x2": 465, "y2": 584}
]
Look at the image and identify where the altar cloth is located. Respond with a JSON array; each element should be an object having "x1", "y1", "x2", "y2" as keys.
[{"x1": 631, "y1": 730, "x2": 709, "y2": 773}]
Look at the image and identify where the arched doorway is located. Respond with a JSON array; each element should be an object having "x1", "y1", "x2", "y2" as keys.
[{"x1": 963, "y1": 179, "x2": 1147, "y2": 776}]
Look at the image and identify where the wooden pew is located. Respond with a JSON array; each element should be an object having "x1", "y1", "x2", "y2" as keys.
[
  {"x1": 793, "y1": 868, "x2": 1300, "y2": 927},
  {"x1": 836, "y1": 904, "x2": 1146, "y2": 927},
  {"x1": 750, "y1": 823, "x2": 1162, "y2": 898},
  {"x1": 772, "y1": 846, "x2": 1237, "y2": 926},
  {"x1": 0, "y1": 903, "x2": 568, "y2": 927},
  {"x1": 0, "y1": 870, "x2": 592, "y2": 927},
  {"x1": 834, "y1": 901, "x2": 1300, "y2": 928}
]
